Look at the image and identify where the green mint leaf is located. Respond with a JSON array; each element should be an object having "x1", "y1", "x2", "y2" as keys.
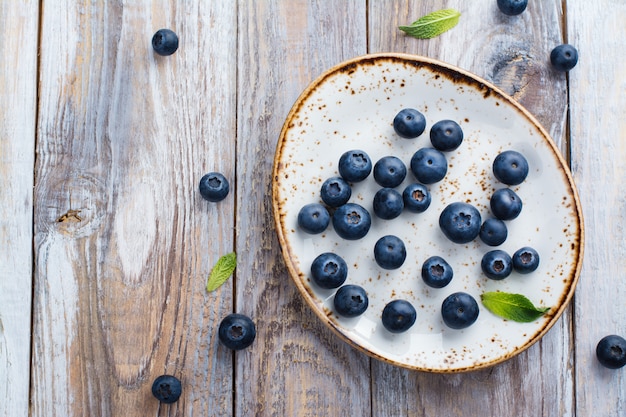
[
  {"x1": 206, "y1": 252, "x2": 237, "y2": 292},
  {"x1": 399, "y1": 8, "x2": 461, "y2": 39},
  {"x1": 480, "y1": 292, "x2": 551, "y2": 323}
]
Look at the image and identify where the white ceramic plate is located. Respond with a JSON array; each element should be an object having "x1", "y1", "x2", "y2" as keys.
[{"x1": 272, "y1": 53, "x2": 583, "y2": 372}]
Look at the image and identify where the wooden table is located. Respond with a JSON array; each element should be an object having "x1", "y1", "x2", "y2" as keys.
[{"x1": 1, "y1": 1, "x2": 624, "y2": 416}]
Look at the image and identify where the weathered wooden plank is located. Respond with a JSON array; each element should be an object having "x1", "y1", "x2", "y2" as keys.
[
  {"x1": 0, "y1": 2, "x2": 39, "y2": 416},
  {"x1": 32, "y1": 2, "x2": 237, "y2": 415},
  {"x1": 568, "y1": 0, "x2": 626, "y2": 415},
  {"x1": 235, "y1": 1, "x2": 372, "y2": 416},
  {"x1": 368, "y1": 1, "x2": 574, "y2": 415}
]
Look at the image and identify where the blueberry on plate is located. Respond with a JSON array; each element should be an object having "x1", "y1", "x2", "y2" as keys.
[
  {"x1": 410, "y1": 148, "x2": 448, "y2": 184},
  {"x1": 199, "y1": 172, "x2": 230, "y2": 202},
  {"x1": 441, "y1": 292, "x2": 479, "y2": 329},
  {"x1": 152, "y1": 375, "x2": 182, "y2": 403},
  {"x1": 218, "y1": 313, "x2": 256, "y2": 350},
  {"x1": 490, "y1": 188, "x2": 523, "y2": 220},
  {"x1": 421, "y1": 256, "x2": 453, "y2": 288},
  {"x1": 430, "y1": 120, "x2": 464, "y2": 152},
  {"x1": 373, "y1": 156, "x2": 407, "y2": 188},
  {"x1": 493, "y1": 150, "x2": 529, "y2": 185},
  {"x1": 512, "y1": 246, "x2": 540, "y2": 274},
  {"x1": 332, "y1": 203, "x2": 371, "y2": 240},
  {"x1": 333, "y1": 284, "x2": 369, "y2": 317},
  {"x1": 596, "y1": 335, "x2": 626, "y2": 369},
  {"x1": 481, "y1": 249, "x2": 513, "y2": 280},
  {"x1": 393, "y1": 108, "x2": 426, "y2": 139},
  {"x1": 297, "y1": 203, "x2": 330, "y2": 234},
  {"x1": 310, "y1": 252, "x2": 348, "y2": 289},
  {"x1": 550, "y1": 44, "x2": 578, "y2": 71},
  {"x1": 439, "y1": 202, "x2": 482, "y2": 244},
  {"x1": 497, "y1": 0, "x2": 527, "y2": 16},
  {"x1": 479, "y1": 218, "x2": 508, "y2": 246},
  {"x1": 152, "y1": 28, "x2": 179, "y2": 56},
  {"x1": 402, "y1": 183, "x2": 431, "y2": 213},
  {"x1": 374, "y1": 235, "x2": 406, "y2": 270},
  {"x1": 382, "y1": 300, "x2": 417, "y2": 333},
  {"x1": 320, "y1": 176, "x2": 352, "y2": 207},
  {"x1": 338, "y1": 150, "x2": 372, "y2": 182},
  {"x1": 373, "y1": 188, "x2": 404, "y2": 220}
]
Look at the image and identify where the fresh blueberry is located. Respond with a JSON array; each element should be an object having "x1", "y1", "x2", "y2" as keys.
[
  {"x1": 421, "y1": 256, "x2": 453, "y2": 288},
  {"x1": 497, "y1": 0, "x2": 528, "y2": 16},
  {"x1": 493, "y1": 150, "x2": 529, "y2": 185},
  {"x1": 374, "y1": 235, "x2": 406, "y2": 270},
  {"x1": 199, "y1": 172, "x2": 230, "y2": 202},
  {"x1": 512, "y1": 246, "x2": 540, "y2": 274},
  {"x1": 218, "y1": 313, "x2": 256, "y2": 350},
  {"x1": 430, "y1": 120, "x2": 464, "y2": 152},
  {"x1": 297, "y1": 203, "x2": 330, "y2": 234},
  {"x1": 393, "y1": 108, "x2": 426, "y2": 139},
  {"x1": 373, "y1": 156, "x2": 407, "y2": 188},
  {"x1": 439, "y1": 202, "x2": 482, "y2": 244},
  {"x1": 332, "y1": 203, "x2": 371, "y2": 240},
  {"x1": 381, "y1": 300, "x2": 417, "y2": 333},
  {"x1": 320, "y1": 176, "x2": 352, "y2": 207},
  {"x1": 410, "y1": 148, "x2": 448, "y2": 184},
  {"x1": 338, "y1": 150, "x2": 372, "y2": 182},
  {"x1": 333, "y1": 285, "x2": 369, "y2": 318},
  {"x1": 151, "y1": 375, "x2": 182, "y2": 403},
  {"x1": 152, "y1": 29, "x2": 179, "y2": 56},
  {"x1": 481, "y1": 249, "x2": 513, "y2": 280},
  {"x1": 479, "y1": 218, "x2": 508, "y2": 246},
  {"x1": 402, "y1": 183, "x2": 431, "y2": 213},
  {"x1": 596, "y1": 335, "x2": 626, "y2": 369},
  {"x1": 490, "y1": 188, "x2": 523, "y2": 220},
  {"x1": 550, "y1": 44, "x2": 578, "y2": 71},
  {"x1": 310, "y1": 252, "x2": 348, "y2": 289},
  {"x1": 373, "y1": 188, "x2": 404, "y2": 220},
  {"x1": 441, "y1": 292, "x2": 479, "y2": 329}
]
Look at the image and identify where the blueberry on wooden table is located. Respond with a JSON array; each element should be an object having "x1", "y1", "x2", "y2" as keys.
[
  {"x1": 382, "y1": 300, "x2": 417, "y2": 333},
  {"x1": 492, "y1": 150, "x2": 529, "y2": 185},
  {"x1": 596, "y1": 335, "x2": 626, "y2": 369},
  {"x1": 320, "y1": 176, "x2": 352, "y2": 207},
  {"x1": 332, "y1": 203, "x2": 371, "y2": 240},
  {"x1": 338, "y1": 149, "x2": 372, "y2": 182},
  {"x1": 373, "y1": 187, "x2": 404, "y2": 220},
  {"x1": 497, "y1": 0, "x2": 528, "y2": 16},
  {"x1": 297, "y1": 203, "x2": 330, "y2": 234},
  {"x1": 393, "y1": 108, "x2": 426, "y2": 139},
  {"x1": 481, "y1": 249, "x2": 513, "y2": 280},
  {"x1": 310, "y1": 252, "x2": 348, "y2": 289},
  {"x1": 512, "y1": 246, "x2": 540, "y2": 274},
  {"x1": 333, "y1": 284, "x2": 369, "y2": 318},
  {"x1": 374, "y1": 235, "x2": 407, "y2": 270},
  {"x1": 441, "y1": 292, "x2": 479, "y2": 329},
  {"x1": 429, "y1": 119, "x2": 464, "y2": 152},
  {"x1": 439, "y1": 202, "x2": 482, "y2": 244},
  {"x1": 479, "y1": 218, "x2": 508, "y2": 247},
  {"x1": 373, "y1": 156, "x2": 407, "y2": 188},
  {"x1": 218, "y1": 314, "x2": 256, "y2": 350},
  {"x1": 410, "y1": 147, "x2": 448, "y2": 184},
  {"x1": 151, "y1": 375, "x2": 182, "y2": 404},
  {"x1": 402, "y1": 183, "x2": 431, "y2": 213},
  {"x1": 421, "y1": 256, "x2": 454, "y2": 289},
  {"x1": 199, "y1": 172, "x2": 230, "y2": 202},
  {"x1": 550, "y1": 44, "x2": 578, "y2": 71},
  {"x1": 490, "y1": 188, "x2": 523, "y2": 220},
  {"x1": 151, "y1": 28, "x2": 179, "y2": 56}
]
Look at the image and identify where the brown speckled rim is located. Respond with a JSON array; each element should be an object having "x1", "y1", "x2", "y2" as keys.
[{"x1": 271, "y1": 53, "x2": 584, "y2": 373}]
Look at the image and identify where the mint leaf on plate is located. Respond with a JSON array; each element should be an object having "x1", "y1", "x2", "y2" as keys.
[
  {"x1": 399, "y1": 8, "x2": 461, "y2": 39},
  {"x1": 481, "y1": 291, "x2": 550, "y2": 323},
  {"x1": 207, "y1": 252, "x2": 237, "y2": 292}
]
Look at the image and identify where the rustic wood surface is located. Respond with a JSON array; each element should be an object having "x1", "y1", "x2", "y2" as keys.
[{"x1": 0, "y1": 1, "x2": 623, "y2": 416}]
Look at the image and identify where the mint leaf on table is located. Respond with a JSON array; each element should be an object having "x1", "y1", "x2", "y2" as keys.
[
  {"x1": 399, "y1": 9, "x2": 461, "y2": 39},
  {"x1": 206, "y1": 252, "x2": 237, "y2": 292},
  {"x1": 480, "y1": 292, "x2": 551, "y2": 323}
]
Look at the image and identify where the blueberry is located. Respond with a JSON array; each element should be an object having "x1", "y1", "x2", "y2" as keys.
[
  {"x1": 152, "y1": 29, "x2": 179, "y2": 56},
  {"x1": 218, "y1": 313, "x2": 256, "y2": 350},
  {"x1": 479, "y1": 218, "x2": 508, "y2": 246},
  {"x1": 410, "y1": 148, "x2": 448, "y2": 184},
  {"x1": 439, "y1": 202, "x2": 482, "y2": 244},
  {"x1": 374, "y1": 235, "x2": 406, "y2": 270},
  {"x1": 497, "y1": 0, "x2": 528, "y2": 16},
  {"x1": 481, "y1": 249, "x2": 513, "y2": 280},
  {"x1": 430, "y1": 120, "x2": 464, "y2": 152},
  {"x1": 393, "y1": 108, "x2": 426, "y2": 139},
  {"x1": 421, "y1": 256, "x2": 453, "y2": 288},
  {"x1": 512, "y1": 246, "x2": 540, "y2": 274},
  {"x1": 596, "y1": 335, "x2": 626, "y2": 369},
  {"x1": 373, "y1": 156, "x2": 407, "y2": 188},
  {"x1": 310, "y1": 252, "x2": 348, "y2": 289},
  {"x1": 441, "y1": 292, "x2": 479, "y2": 329},
  {"x1": 151, "y1": 375, "x2": 182, "y2": 403},
  {"x1": 320, "y1": 176, "x2": 352, "y2": 207},
  {"x1": 199, "y1": 172, "x2": 230, "y2": 202},
  {"x1": 332, "y1": 203, "x2": 371, "y2": 240},
  {"x1": 381, "y1": 300, "x2": 417, "y2": 333},
  {"x1": 550, "y1": 44, "x2": 578, "y2": 71},
  {"x1": 373, "y1": 188, "x2": 404, "y2": 220},
  {"x1": 402, "y1": 183, "x2": 431, "y2": 213},
  {"x1": 338, "y1": 150, "x2": 372, "y2": 182},
  {"x1": 490, "y1": 188, "x2": 523, "y2": 220},
  {"x1": 297, "y1": 203, "x2": 330, "y2": 234},
  {"x1": 493, "y1": 150, "x2": 529, "y2": 185},
  {"x1": 333, "y1": 285, "x2": 369, "y2": 317}
]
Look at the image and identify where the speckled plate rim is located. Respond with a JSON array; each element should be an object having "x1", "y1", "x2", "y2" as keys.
[{"x1": 271, "y1": 52, "x2": 584, "y2": 373}]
